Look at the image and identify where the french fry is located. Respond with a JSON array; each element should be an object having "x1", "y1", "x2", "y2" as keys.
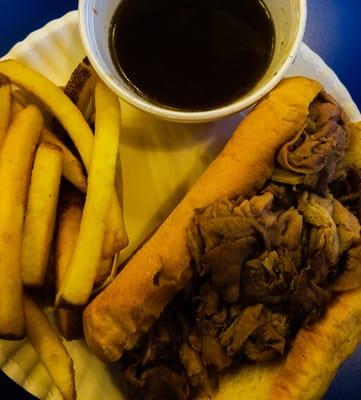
[
  {"x1": 42, "y1": 127, "x2": 87, "y2": 192},
  {"x1": 0, "y1": 105, "x2": 43, "y2": 339},
  {"x1": 0, "y1": 74, "x2": 11, "y2": 145},
  {"x1": 0, "y1": 59, "x2": 128, "y2": 257},
  {"x1": 56, "y1": 191, "x2": 84, "y2": 340},
  {"x1": 21, "y1": 143, "x2": 63, "y2": 288},
  {"x1": 56, "y1": 193, "x2": 83, "y2": 287},
  {"x1": 103, "y1": 192, "x2": 128, "y2": 258},
  {"x1": 10, "y1": 96, "x2": 25, "y2": 118},
  {"x1": 24, "y1": 294, "x2": 76, "y2": 400},
  {"x1": 56, "y1": 82, "x2": 121, "y2": 306},
  {"x1": 105, "y1": 147, "x2": 129, "y2": 257}
]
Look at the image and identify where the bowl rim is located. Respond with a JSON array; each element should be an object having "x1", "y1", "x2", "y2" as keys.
[{"x1": 79, "y1": 0, "x2": 307, "y2": 123}]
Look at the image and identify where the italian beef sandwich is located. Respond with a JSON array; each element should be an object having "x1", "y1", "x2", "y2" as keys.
[{"x1": 83, "y1": 77, "x2": 361, "y2": 399}]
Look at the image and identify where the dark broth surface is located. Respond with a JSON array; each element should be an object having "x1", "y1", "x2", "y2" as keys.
[{"x1": 109, "y1": 0, "x2": 275, "y2": 111}]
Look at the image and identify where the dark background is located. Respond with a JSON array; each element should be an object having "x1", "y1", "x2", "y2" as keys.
[{"x1": 1, "y1": 0, "x2": 361, "y2": 399}]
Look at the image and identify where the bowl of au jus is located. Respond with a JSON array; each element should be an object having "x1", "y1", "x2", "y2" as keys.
[{"x1": 79, "y1": 0, "x2": 306, "y2": 123}]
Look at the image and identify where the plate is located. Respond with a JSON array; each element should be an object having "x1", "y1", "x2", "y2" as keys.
[{"x1": 1, "y1": 10, "x2": 361, "y2": 400}]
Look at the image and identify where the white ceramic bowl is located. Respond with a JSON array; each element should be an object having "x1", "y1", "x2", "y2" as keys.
[{"x1": 79, "y1": 0, "x2": 307, "y2": 123}]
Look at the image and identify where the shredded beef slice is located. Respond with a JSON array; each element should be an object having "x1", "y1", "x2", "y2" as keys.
[
  {"x1": 240, "y1": 249, "x2": 299, "y2": 304},
  {"x1": 140, "y1": 366, "x2": 190, "y2": 400},
  {"x1": 241, "y1": 310, "x2": 289, "y2": 362},
  {"x1": 333, "y1": 199, "x2": 361, "y2": 253},
  {"x1": 275, "y1": 92, "x2": 348, "y2": 195},
  {"x1": 219, "y1": 303, "x2": 288, "y2": 360},
  {"x1": 189, "y1": 193, "x2": 278, "y2": 302},
  {"x1": 288, "y1": 255, "x2": 332, "y2": 323},
  {"x1": 179, "y1": 342, "x2": 204, "y2": 378},
  {"x1": 298, "y1": 192, "x2": 340, "y2": 264}
]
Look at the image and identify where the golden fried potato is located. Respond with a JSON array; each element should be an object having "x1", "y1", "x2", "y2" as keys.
[
  {"x1": 21, "y1": 143, "x2": 63, "y2": 288},
  {"x1": 103, "y1": 192, "x2": 128, "y2": 258},
  {"x1": 0, "y1": 105, "x2": 43, "y2": 339},
  {"x1": 56, "y1": 82, "x2": 121, "y2": 306},
  {"x1": 24, "y1": 294, "x2": 76, "y2": 400},
  {"x1": 55, "y1": 191, "x2": 84, "y2": 340}
]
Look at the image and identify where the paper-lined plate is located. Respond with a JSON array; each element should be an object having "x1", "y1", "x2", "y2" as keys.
[{"x1": 1, "y1": 10, "x2": 361, "y2": 400}]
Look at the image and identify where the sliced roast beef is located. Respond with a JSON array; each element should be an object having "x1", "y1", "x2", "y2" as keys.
[{"x1": 276, "y1": 92, "x2": 348, "y2": 195}]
